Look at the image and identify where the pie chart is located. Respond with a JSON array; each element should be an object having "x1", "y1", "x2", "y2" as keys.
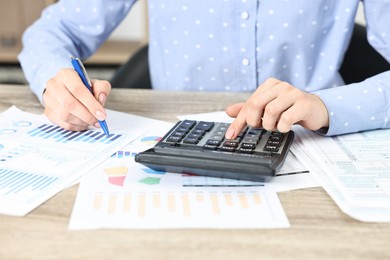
[
  {"x1": 141, "y1": 136, "x2": 162, "y2": 146},
  {"x1": 104, "y1": 166, "x2": 129, "y2": 187}
]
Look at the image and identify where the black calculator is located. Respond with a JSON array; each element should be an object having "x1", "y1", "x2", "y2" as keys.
[{"x1": 135, "y1": 120, "x2": 294, "y2": 182}]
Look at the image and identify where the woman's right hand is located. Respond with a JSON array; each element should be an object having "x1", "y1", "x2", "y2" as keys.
[{"x1": 42, "y1": 68, "x2": 111, "y2": 131}]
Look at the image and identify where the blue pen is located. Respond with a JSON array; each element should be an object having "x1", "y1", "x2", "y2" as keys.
[{"x1": 71, "y1": 57, "x2": 110, "y2": 136}]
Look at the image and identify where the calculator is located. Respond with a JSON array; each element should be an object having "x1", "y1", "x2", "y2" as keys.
[{"x1": 135, "y1": 120, "x2": 294, "y2": 182}]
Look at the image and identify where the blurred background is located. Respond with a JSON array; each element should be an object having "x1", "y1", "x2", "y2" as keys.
[{"x1": 0, "y1": 0, "x2": 148, "y2": 85}]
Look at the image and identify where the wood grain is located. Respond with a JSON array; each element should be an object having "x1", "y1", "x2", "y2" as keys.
[{"x1": 0, "y1": 85, "x2": 389, "y2": 260}]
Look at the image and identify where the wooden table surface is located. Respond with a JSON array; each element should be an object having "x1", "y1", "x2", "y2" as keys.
[{"x1": 1, "y1": 85, "x2": 389, "y2": 260}]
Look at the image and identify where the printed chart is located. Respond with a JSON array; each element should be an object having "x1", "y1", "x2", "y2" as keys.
[
  {"x1": 87, "y1": 188, "x2": 278, "y2": 229},
  {"x1": 69, "y1": 129, "x2": 289, "y2": 230},
  {"x1": 0, "y1": 106, "x2": 140, "y2": 216},
  {"x1": 26, "y1": 124, "x2": 122, "y2": 144}
]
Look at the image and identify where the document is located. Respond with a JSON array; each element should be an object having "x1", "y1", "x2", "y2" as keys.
[
  {"x1": 296, "y1": 127, "x2": 390, "y2": 222},
  {"x1": 69, "y1": 119, "x2": 290, "y2": 230},
  {"x1": 0, "y1": 106, "x2": 143, "y2": 216}
]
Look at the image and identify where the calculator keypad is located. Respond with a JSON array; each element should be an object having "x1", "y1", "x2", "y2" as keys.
[{"x1": 164, "y1": 120, "x2": 286, "y2": 154}]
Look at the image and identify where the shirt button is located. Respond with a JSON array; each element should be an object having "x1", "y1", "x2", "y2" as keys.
[
  {"x1": 242, "y1": 58, "x2": 250, "y2": 66},
  {"x1": 241, "y1": 12, "x2": 249, "y2": 20}
]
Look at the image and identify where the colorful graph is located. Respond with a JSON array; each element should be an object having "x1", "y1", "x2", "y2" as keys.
[
  {"x1": 26, "y1": 124, "x2": 122, "y2": 144},
  {"x1": 104, "y1": 166, "x2": 167, "y2": 187},
  {"x1": 91, "y1": 189, "x2": 265, "y2": 218},
  {"x1": 0, "y1": 106, "x2": 138, "y2": 216},
  {"x1": 0, "y1": 168, "x2": 59, "y2": 195},
  {"x1": 140, "y1": 136, "x2": 162, "y2": 146},
  {"x1": 138, "y1": 177, "x2": 161, "y2": 185},
  {"x1": 104, "y1": 166, "x2": 128, "y2": 187},
  {"x1": 142, "y1": 168, "x2": 166, "y2": 175},
  {"x1": 111, "y1": 150, "x2": 137, "y2": 158}
]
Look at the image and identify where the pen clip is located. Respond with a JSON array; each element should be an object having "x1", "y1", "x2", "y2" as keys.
[{"x1": 73, "y1": 57, "x2": 92, "y2": 87}]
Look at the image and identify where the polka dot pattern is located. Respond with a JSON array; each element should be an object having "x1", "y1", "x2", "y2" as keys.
[{"x1": 18, "y1": 0, "x2": 390, "y2": 136}]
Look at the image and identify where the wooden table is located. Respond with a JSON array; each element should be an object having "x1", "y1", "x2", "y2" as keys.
[{"x1": 1, "y1": 85, "x2": 389, "y2": 260}]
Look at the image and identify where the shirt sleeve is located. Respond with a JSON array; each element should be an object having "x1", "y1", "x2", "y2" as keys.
[
  {"x1": 313, "y1": 1, "x2": 390, "y2": 136},
  {"x1": 18, "y1": 0, "x2": 135, "y2": 104},
  {"x1": 314, "y1": 71, "x2": 390, "y2": 136}
]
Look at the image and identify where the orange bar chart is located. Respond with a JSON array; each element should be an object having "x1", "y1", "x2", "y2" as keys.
[{"x1": 91, "y1": 189, "x2": 268, "y2": 219}]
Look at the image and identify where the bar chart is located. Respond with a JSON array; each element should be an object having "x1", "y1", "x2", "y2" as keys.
[
  {"x1": 0, "y1": 106, "x2": 137, "y2": 216},
  {"x1": 111, "y1": 150, "x2": 137, "y2": 158},
  {"x1": 26, "y1": 124, "x2": 122, "y2": 144},
  {"x1": 83, "y1": 187, "x2": 286, "y2": 229},
  {"x1": 69, "y1": 121, "x2": 290, "y2": 229},
  {"x1": 0, "y1": 168, "x2": 58, "y2": 195}
]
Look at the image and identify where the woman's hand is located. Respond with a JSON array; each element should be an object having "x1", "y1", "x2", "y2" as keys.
[
  {"x1": 42, "y1": 68, "x2": 111, "y2": 131},
  {"x1": 225, "y1": 78, "x2": 329, "y2": 139}
]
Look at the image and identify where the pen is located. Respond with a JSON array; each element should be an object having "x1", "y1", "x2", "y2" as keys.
[{"x1": 71, "y1": 57, "x2": 110, "y2": 136}]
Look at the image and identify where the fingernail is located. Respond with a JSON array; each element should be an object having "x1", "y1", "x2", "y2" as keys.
[
  {"x1": 99, "y1": 93, "x2": 106, "y2": 106},
  {"x1": 94, "y1": 122, "x2": 100, "y2": 128},
  {"x1": 96, "y1": 110, "x2": 106, "y2": 121},
  {"x1": 225, "y1": 128, "x2": 235, "y2": 139}
]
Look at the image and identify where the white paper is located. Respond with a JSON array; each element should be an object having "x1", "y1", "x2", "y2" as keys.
[
  {"x1": 297, "y1": 127, "x2": 390, "y2": 222},
  {"x1": 69, "y1": 122, "x2": 290, "y2": 230},
  {"x1": 0, "y1": 106, "x2": 144, "y2": 216}
]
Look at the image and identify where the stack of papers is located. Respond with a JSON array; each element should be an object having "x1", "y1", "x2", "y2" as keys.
[{"x1": 294, "y1": 127, "x2": 390, "y2": 222}]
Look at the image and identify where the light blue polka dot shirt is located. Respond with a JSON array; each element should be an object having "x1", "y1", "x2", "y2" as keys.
[{"x1": 18, "y1": 0, "x2": 390, "y2": 136}]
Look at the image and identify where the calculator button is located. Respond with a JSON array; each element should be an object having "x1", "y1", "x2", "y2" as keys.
[
  {"x1": 241, "y1": 143, "x2": 256, "y2": 149},
  {"x1": 191, "y1": 129, "x2": 206, "y2": 135},
  {"x1": 216, "y1": 126, "x2": 228, "y2": 132},
  {"x1": 206, "y1": 139, "x2": 222, "y2": 146},
  {"x1": 247, "y1": 128, "x2": 264, "y2": 135},
  {"x1": 266, "y1": 139, "x2": 282, "y2": 146},
  {"x1": 222, "y1": 140, "x2": 239, "y2": 148},
  {"x1": 244, "y1": 134, "x2": 259, "y2": 139},
  {"x1": 213, "y1": 131, "x2": 226, "y2": 136},
  {"x1": 237, "y1": 147, "x2": 254, "y2": 154},
  {"x1": 187, "y1": 133, "x2": 202, "y2": 140},
  {"x1": 195, "y1": 121, "x2": 215, "y2": 131},
  {"x1": 171, "y1": 131, "x2": 185, "y2": 137},
  {"x1": 166, "y1": 136, "x2": 182, "y2": 143},
  {"x1": 180, "y1": 120, "x2": 197, "y2": 129},
  {"x1": 203, "y1": 144, "x2": 218, "y2": 150},
  {"x1": 220, "y1": 146, "x2": 235, "y2": 152},
  {"x1": 242, "y1": 137, "x2": 258, "y2": 144},
  {"x1": 176, "y1": 127, "x2": 191, "y2": 133},
  {"x1": 271, "y1": 131, "x2": 284, "y2": 136},
  {"x1": 263, "y1": 144, "x2": 279, "y2": 152},
  {"x1": 209, "y1": 135, "x2": 225, "y2": 141},
  {"x1": 269, "y1": 135, "x2": 283, "y2": 142},
  {"x1": 183, "y1": 137, "x2": 199, "y2": 144}
]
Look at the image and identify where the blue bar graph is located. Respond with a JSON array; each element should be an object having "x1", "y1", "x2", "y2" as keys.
[
  {"x1": 111, "y1": 150, "x2": 137, "y2": 158},
  {"x1": 0, "y1": 168, "x2": 59, "y2": 195},
  {"x1": 26, "y1": 124, "x2": 122, "y2": 144}
]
